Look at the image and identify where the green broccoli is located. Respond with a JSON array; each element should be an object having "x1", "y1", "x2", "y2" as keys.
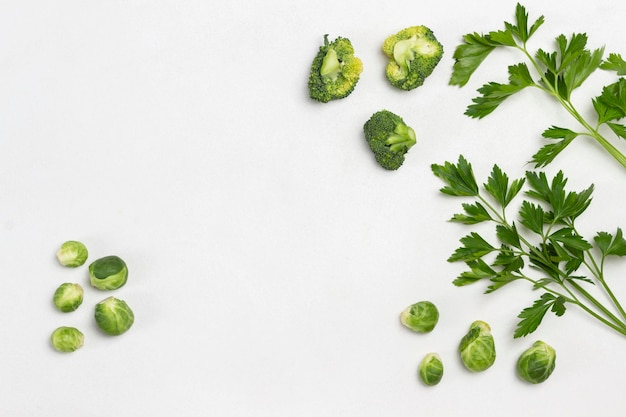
[
  {"x1": 308, "y1": 34, "x2": 363, "y2": 103},
  {"x1": 363, "y1": 110, "x2": 416, "y2": 170},
  {"x1": 383, "y1": 26, "x2": 443, "y2": 91}
]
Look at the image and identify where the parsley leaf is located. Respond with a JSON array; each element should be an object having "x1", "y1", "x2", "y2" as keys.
[
  {"x1": 496, "y1": 224, "x2": 522, "y2": 248},
  {"x1": 486, "y1": 271, "x2": 520, "y2": 293},
  {"x1": 449, "y1": 33, "x2": 501, "y2": 87},
  {"x1": 518, "y1": 201, "x2": 545, "y2": 235},
  {"x1": 484, "y1": 164, "x2": 526, "y2": 208},
  {"x1": 448, "y1": 232, "x2": 496, "y2": 263},
  {"x1": 607, "y1": 122, "x2": 626, "y2": 139},
  {"x1": 595, "y1": 228, "x2": 626, "y2": 257},
  {"x1": 453, "y1": 259, "x2": 497, "y2": 286},
  {"x1": 594, "y1": 78, "x2": 626, "y2": 124},
  {"x1": 448, "y1": 0, "x2": 545, "y2": 88},
  {"x1": 465, "y1": 64, "x2": 535, "y2": 119},
  {"x1": 431, "y1": 155, "x2": 478, "y2": 197},
  {"x1": 600, "y1": 53, "x2": 626, "y2": 75},
  {"x1": 530, "y1": 126, "x2": 579, "y2": 167},
  {"x1": 450, "y1": 202, "x2": 492, "y2": 224},
  {"x1": 515, "y1": 293, "x2": 566, "y2": 338},
  {"x1": 508, "y1": 2, "x2": 545, "y2": 44},
  {"x1": 525, "y1": 170, "x2": 594, "y2": 222}
]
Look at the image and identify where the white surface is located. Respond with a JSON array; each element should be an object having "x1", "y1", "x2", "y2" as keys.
[{"x1": 2, "y1": 0, "x2": 626, "y2": 415}]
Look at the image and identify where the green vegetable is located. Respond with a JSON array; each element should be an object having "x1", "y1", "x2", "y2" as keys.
[
  {"x1": 89, "y1": 255, "x2": 128, "y2": 290},
  {"x1": 418, "y1": 353, "x2": 444, "y2": 386},
  {"x1": 95, "y1": 296, "x2": 134, "y2": 336},
  {"x1": 400, "y1": 301, "x2": 439, "y2": 333},
  {"x1": 432, "y1": 155, "x2": 626, "y2": 338},
  {"x1": 50, "y1": 326, "x2": 84, "y2": 352},
  {"x1": 449, "y1": 3, "x2": 626, "y2": 169},
  {"x1": 53, "y1": 283, "x2": 84, "y2": 312},
  {"x1": 383, "y1": 26, "x2": 443, "y2": 91},
  {"x1": 308, "y1": 35, "x2": 363, "y2": 103},
  {"x1": 517, "y1": 340, "x2": 556, "y2": 384},
  {"x1": 363, "y1": 110, "x2": 416, "y2": 170},
  {"x1": 459, "y1": 320, "x2": 496, "y2": 372},
  {"x1": 55, "y1": 241, "x2": 88, "y2": 267}
]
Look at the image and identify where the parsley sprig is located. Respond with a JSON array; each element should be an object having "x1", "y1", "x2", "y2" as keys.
[
  {"x1": 449, "y1": 3, "x2": 626, "y2": 169},
  {"x1": 432, "y1": 155, "x2": 626, "y2": 338}
]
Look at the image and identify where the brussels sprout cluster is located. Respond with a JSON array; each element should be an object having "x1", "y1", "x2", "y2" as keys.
[
  {"x1": 50, "y1": 240, "x2": 135, "y2": 353},
  {"x1": 400, "y1": 301, "x2": 445, "y2": 386},
  {"x1": 400, "y1": 301, "x2": 556, "y2": 386}
]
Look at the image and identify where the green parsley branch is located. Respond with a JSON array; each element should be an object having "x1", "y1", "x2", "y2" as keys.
[
  {"x1": 432, "y1": 155, "x2": 626, "y2": 338},
  {"x1": 449, "y1": 3, "x2": 626, "y2": 169}
]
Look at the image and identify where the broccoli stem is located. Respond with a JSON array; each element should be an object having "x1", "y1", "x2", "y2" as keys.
[
  {"x1": 320, "y1": 48, "x2": 341, "y2": 82},
  {"x1": 386, "y1": 125, "x2": 416, "y2": 152}
]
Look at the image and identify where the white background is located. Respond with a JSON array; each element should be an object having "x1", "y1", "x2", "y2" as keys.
[{"x1": 2, "y1": 0, "x2": 626, "y2": 416}]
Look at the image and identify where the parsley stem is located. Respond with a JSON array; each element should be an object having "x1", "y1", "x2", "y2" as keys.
[
  {"x1": 518, "y1": 251, "x2": 626, "y2": 335},
  {"x1": 560, "y1": 99, "x2": 626, "y2": 168},
  {"x1": 518, "y1": 262, "x2": 626, "y2": 334},
  {"x1": 585, "y1": 251, "x2": 626, "y2": 321},
  {"x1": 517, "y1": 275, "x2": 574, "y2": 302},
  {"x1": 477, "y1": 195, "x2": 506, "y2": 224},
  {"x1": 592, "y1": 266, "x2": 626, "y2": 322},
  {"x1": 568, "y1": 280, "x2": 626, "y2": 333}
]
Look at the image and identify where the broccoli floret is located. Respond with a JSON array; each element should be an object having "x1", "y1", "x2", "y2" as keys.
[
  {"x1": 383, "y1": 26, "x2": 443, "y2": 91},
  {"x1": 308, "y1": 35, "x2": 363, "y2": 103},
  {"x1": 363, "y1": 110, "x2": 416, "y2": 170}
]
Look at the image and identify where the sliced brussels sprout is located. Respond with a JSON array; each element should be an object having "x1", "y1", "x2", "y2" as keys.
[
  {"x1": 89, "y1": 255, "x2": 128, "y2": 290},
  {"x1": 418, "y1": 353, "x2": 444, "y2": 386},
  {"x1": 400, "y1": 301, "x2": 439, "y2": 333},
  {"x1": 53, "y1": 283, "x2": 84, "y2": 312},
  {"x1": 95, "y1": 296, "x2": 134, "y2": 336},
  {"x1": 459, "y1": 320, "x2": 496, "y2": 372},
  {"x1": 56, "y1": 241, "x2": 88, "y2": 267},
  {"x1": 50, "y1": 326, "x2": 84, "y2": 352},
  {"x1": 517, "y1": 340, "x2": 556, "y2": 384}
]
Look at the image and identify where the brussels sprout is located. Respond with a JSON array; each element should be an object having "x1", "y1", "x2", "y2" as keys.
[
  {"x1": 55, "y1": 241, "x2": 88, "y2": 267},
  {"x1": 95, "y1": 296, "x2": 134, "y2": 335},
  {"x1": 459, "y1": 320, "x2": 496, "y2": 372},
  {"x1": 89, "y1": 255, "x2": 128, "y2": 290},
  {"x1": 418, "y1": 353, "x2": 444, "y2": 386},
  {"x1": 400, "y1": 301, "x2": 439, "y2": 333},
  {"x1": 517, "y1": 340, "x2": 556, "y2": 384},
  {"x1": 50, "y1": 326, "x2": 84, "y2": 352},
  {"x1": 53, "y1": 283, "x2": 84, "y2": 312}
]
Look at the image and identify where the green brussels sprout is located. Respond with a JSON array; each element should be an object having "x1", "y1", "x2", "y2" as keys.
[
  {"x1": 418, "y1": 353, "x2": 444, "y2": 386},
  {"x1": 459, "y1": 320, "x2": 496, "y2": 372},
  {"x1": 89, "y1": 255, "x2": 128, "y2": 290},
  {"x1": 400, "y1": 301, "x2": 439, "y2": 333},
  {"x1": 95, "y1": 296, "x2": 135, "y2": 335},
  {"x1": 53, "y1": 283, "x2": 84, "y2": 312},
  {"x1": 56, "y1": 241, "x2": 88, "y2": 267},
  {"x1": 517, "y1": 340, "x2": 556, "y2": 384},
  {"x1": 50, "y1": 326, "x2": 84, "y2": 352}
]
